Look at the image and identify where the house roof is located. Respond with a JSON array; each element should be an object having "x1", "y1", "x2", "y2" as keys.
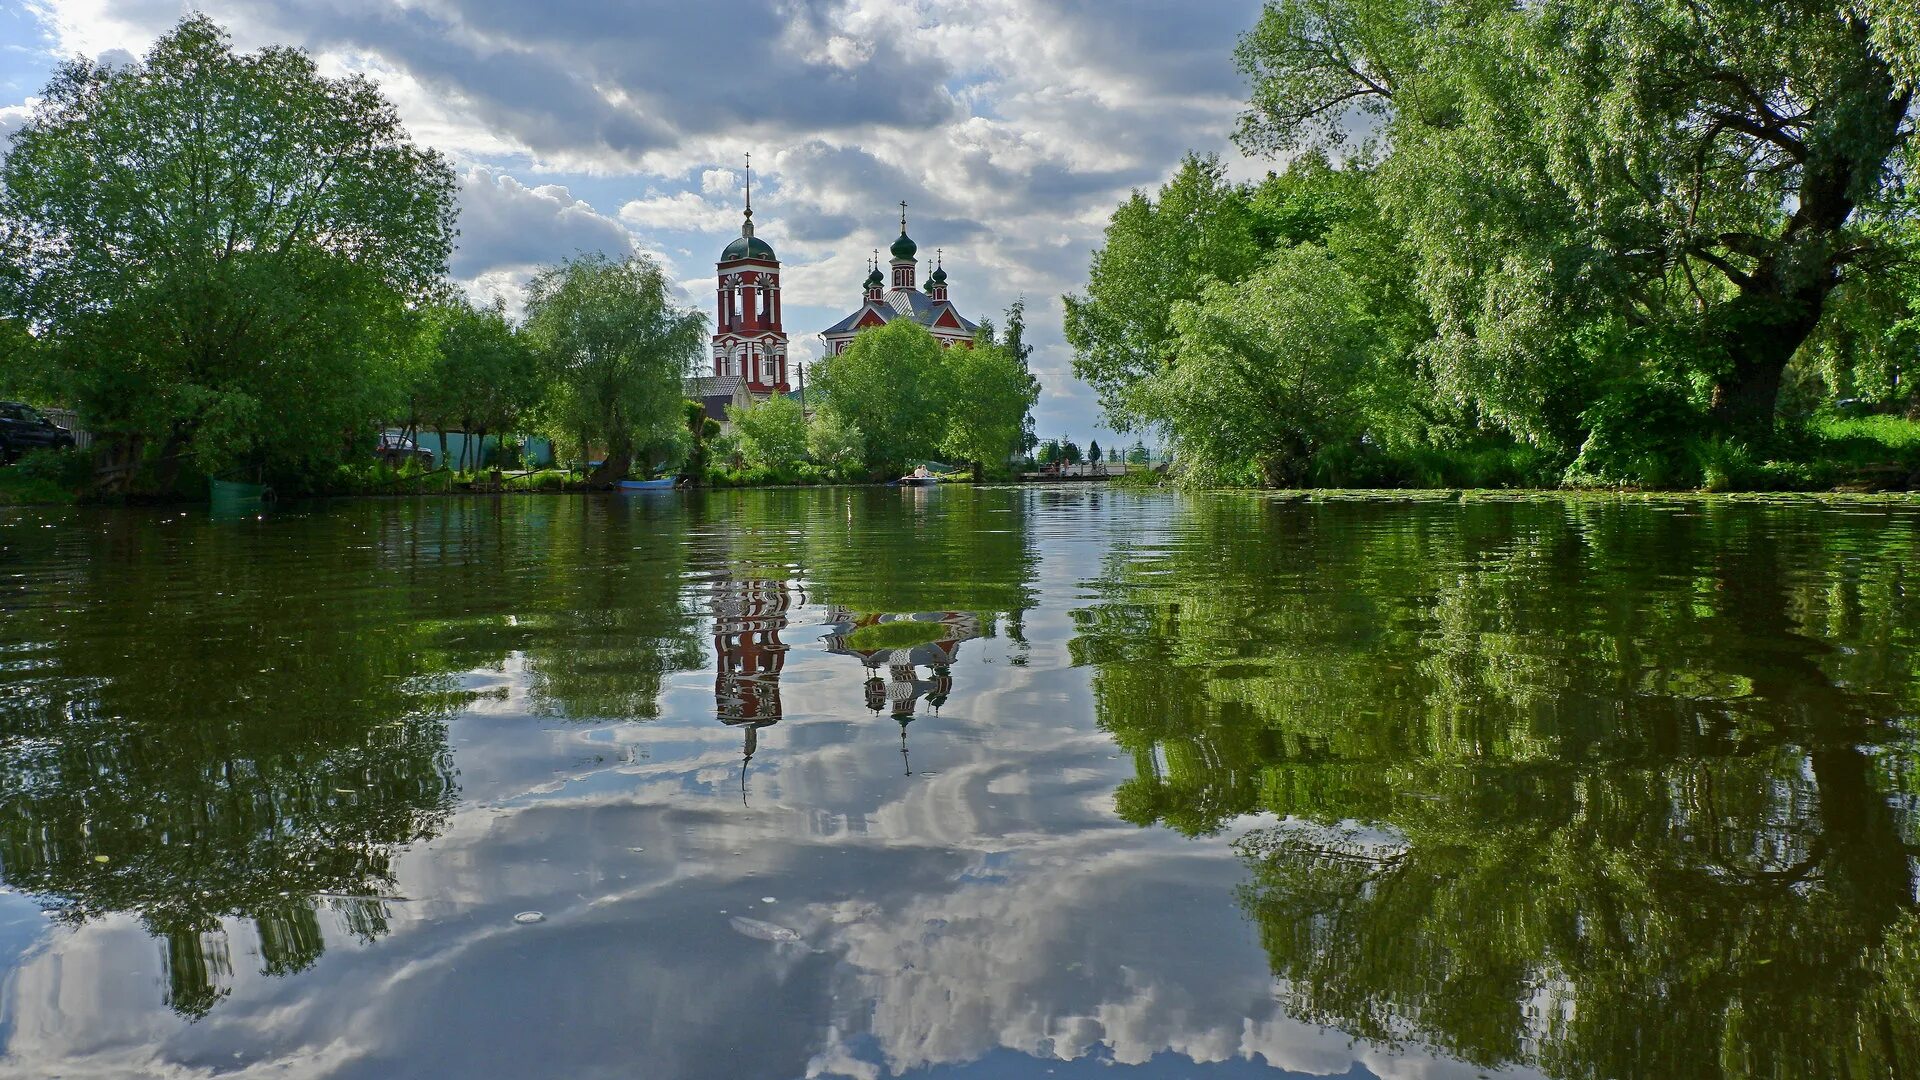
[{"x1": 684, "y1": 375, "x2": 744, "y2": 398}]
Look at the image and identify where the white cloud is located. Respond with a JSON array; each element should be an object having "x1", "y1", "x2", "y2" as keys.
[
  {"x1": 9, "y1": 0, "x2": 1270, "y2": 441},
  {"x1": 618, "y1": 191, "x2": 736, "y2": 234}
]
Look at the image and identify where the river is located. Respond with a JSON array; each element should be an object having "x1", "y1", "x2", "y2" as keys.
[{"x1": 0, "y1": 488, "x2": 1915, "y2": 1078}]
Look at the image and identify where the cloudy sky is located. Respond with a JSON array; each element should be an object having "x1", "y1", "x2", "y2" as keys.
[{"x1": 0, "y1": 0, "x2": 1270, "y2": 445}]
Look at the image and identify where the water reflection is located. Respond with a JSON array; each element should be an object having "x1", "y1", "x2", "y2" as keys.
[
  {"x1": 710, "y1": 577, "x2": 794, "y2": 799},
  {"x1": 0, "y1": 491, "x2": 1915, "y2": 1078},
  {"x1": 822, "y1": 610, "x2": 986, "y2": 773},
  {"x1": 1074, "y1": 498, "x2": 1920, "y2": 1077}
]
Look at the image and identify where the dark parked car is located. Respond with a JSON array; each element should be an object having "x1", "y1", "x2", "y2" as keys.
[
  {"x1": 0, "y1": 402, "x2": 76, "y2": 463},
  {"x1": 375, "y1": 432, "x2": 436, "y2": 468}
]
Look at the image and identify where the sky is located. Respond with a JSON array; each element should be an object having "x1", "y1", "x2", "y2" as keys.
[{"x1": 0, "y1": 0, "x2": 1271, "y2": 447}]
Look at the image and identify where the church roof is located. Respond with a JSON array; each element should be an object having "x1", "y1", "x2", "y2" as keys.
[
  {"x1": 822, "y1": 305, "x2": 882, "y2": 335},
  {"x1": 822, "y1": 293, "x2": 978, "y2": 338},
  {"x1": 721, "y1": 234, "x2": 776, "y2": 262}
]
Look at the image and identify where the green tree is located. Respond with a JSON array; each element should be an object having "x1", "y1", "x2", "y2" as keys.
[
  {"x1": 940, "y1": 340, "x2": 1040, "y2": 482},
  {"x1": 811, "y1": 319, "x2": 949, "y2": 471},
  {"x1": 1063, "y1": 154, "x2": 1262, "y2": 424},
  {"x1": 0, "y1": 15, "x2": 456, "y2": 486},
  {"x1": 522, "y1": 253, "x2": 705, "y2": 485},
  {"x1": 1003, "y1": 297, "x2": 1040, "y2": 456},
  {"x1": 0, "y1": 318, "x2": 39, "y2": 399},
  {"x1": 682, "y1": 398, "x2": 723, "y2": 479},
  {"x1": 422, "y1": 298, "x2": 543, "y2": 471},
  {"x1": 1037, "y1": 440, "x2": 1061, "y2": 466},
  {"x1": 807, "y1": 410, "x2": 867, "y2": 478},
  {"x1": 1127, "y1": 442, "x2": 1150, "y2": 466},
  {"x1": 1061, "y1": 440, "x2": 1084, "y2": 465},
  {"x1": 1236, "y1": 0, "x2": 1919, "y2": 439},
  {"x1": 1088, "y1": 440, "x2": 1103, "y2": 464},
  {"x1": 1141, "y1": 245, "x2": 1384, "y2": 486},
  {"x1": 729, "y1": 393, "x2": 809, "y2": 469}
]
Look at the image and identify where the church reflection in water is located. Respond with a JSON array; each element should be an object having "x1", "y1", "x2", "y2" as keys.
[
  {"x1": 820, "y1": 609, "x2": 984, "y2": 774},
  {"x1": 709, "y1": 578, "x2": 795, "y2": 799},
  {"x1": 707, "y1": 578, "x2": 986, "y2": 781}
]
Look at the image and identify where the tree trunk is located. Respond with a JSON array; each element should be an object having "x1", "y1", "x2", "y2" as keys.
[
  {"x1": 151, "y1": 423, "x2": 192, "y2": 495},
  {"x1": 1707, "y1": 73, "x2": 1913, "y2": 438},
  {"x1": 971, "y1": 460, "x2": 984, "y2": 484},
  {"x1": 1707, "y1": 289, "x2": 1823, "y2": 439},
  {"x1": 587, "y1": 449, "x2": 632, "y2": 487}
]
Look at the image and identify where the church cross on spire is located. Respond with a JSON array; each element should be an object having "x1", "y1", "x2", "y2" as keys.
[
  {"x1": 900, "y1": 200, "x2": 908, "y2": 234},
  {"x1": 741, "y1": 152, "x2": 754, "y2": 236}
]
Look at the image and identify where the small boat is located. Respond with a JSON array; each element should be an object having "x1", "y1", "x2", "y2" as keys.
[
  {"x1": 618, "y1": 477, "x2": 678, "y2": 491},
  {"x1": 898, "y1": 467, "x2": 939, "y2": 487}
]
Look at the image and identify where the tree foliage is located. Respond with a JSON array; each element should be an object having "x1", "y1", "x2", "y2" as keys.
[
  {"x1": 1064, "y1": 154, "x2": 1262, "y2": 425},
  {"x1": 811, "y1": 319, "x2": 951, "y2": 471},
  {"x1": 1148, "y1": 246, "x2": 1386, "y2": 485},
  {"x1": 0, "y1": 15, "x2": 455, "y2": 481},
  {"x1": 940, "y1": 338, "x2": 1041, "y2": 481},
  {"x1": 522, "y1": 253, "x2": 705, "y2": 484},
  {"x1": 419, "y1": 298, "x2": 543, "y2": 470},
  {"x1": 806, "y1": 409, "x2": 866, "y2": 477},
  {"x1": 729, "y1": 393, "x2": 809, "y2": 469},
  {"x1": 1070, "y1": 1, "x2": 1920, "y2": 488}
]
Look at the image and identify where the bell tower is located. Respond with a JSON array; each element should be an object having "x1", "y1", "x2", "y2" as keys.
[{"x1": 712, "y1": 153, "x2": 789, "y2": 395}]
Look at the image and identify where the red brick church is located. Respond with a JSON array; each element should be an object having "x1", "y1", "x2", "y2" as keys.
[{"x1": 820, "y1": 203, "x2": 979, "y2": 355}]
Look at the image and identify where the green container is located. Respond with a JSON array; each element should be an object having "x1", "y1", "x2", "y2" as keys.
[{"x1": 209, "y1": 478, "x2": 266, "y2": 512}]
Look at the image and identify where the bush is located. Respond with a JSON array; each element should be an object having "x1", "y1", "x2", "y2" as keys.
[
  {"x1": 13, "y1": 446, "x2": 93, "y2": 490},
  {"x1": 1566, "y1": 381, "x2": 1704, "y2": 488}
]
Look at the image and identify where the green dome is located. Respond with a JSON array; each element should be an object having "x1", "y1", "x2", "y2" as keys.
[
  {"x1": 929, "y1": 265, "x2": 947, "y2": 284},
  {"x1": 864, "y1": 266, "x2": 884, "y2": 288},
  {"x1": 722, "y1": 233, "x2": 776, "y2": 262},
  {"x1": 890, "y1": 231, "x2": 917, "y2": 261}
]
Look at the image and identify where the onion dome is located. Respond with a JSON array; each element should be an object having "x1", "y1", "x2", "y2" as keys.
[
  {"x1": 929, "y1": 264, "x2": 947, "y2": 285},
  {"x1": 723, "y1": 232, "x2": 776, "y2": 261},
  {"x1": 890, "y1": 200, "x2": 917, "y2": 260},
  {"x1": 864, "y1": 258, "x2": 884, "y2": 289}
]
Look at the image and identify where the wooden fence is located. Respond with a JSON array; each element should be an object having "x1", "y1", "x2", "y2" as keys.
[{"x1": 38, "y1": 407, "x2": 92, "y2": 450}]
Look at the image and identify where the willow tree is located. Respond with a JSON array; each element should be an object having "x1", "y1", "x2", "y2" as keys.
[
  {"x1": 1236, "y1": 0, "x2": 1918, "y2": 439},
  {"x1": 522, "y1": 253, "x2": 705, "y2": 485},
  {"x1": 0, "y1": 15, "x2": 456, "y2": 483}
]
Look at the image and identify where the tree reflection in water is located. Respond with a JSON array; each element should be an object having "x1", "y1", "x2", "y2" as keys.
[
  {"x1": 0, "y1": 496, "x2": 705, "y2": 1017},
  {"x1": 1073, "y1": 499, "x2": 1920, "y2": 1077}
]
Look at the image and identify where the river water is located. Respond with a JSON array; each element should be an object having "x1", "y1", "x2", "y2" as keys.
[{"x1": 0, "y1": 488, "x2": 1915, "y2": 1079}]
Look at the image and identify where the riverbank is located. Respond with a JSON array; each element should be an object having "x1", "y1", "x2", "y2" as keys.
[{"x1": 1258, "y1": 488, "x2": 1920, "y2": 506}]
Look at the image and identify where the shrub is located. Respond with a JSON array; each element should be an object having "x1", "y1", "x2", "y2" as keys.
[{"x1": 1566, "y1": 381, "x2": 1703, "y2": 488}]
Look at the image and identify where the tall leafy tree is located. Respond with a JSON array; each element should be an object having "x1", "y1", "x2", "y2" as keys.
[
  {"x1": 0, "y1": 15, "x2": 456, "y2": 483},
  {"x1": 420, "y1": 298, "x2": 544, "y2": 471},
  {"x1": 1063, "y1": 154, "x2": 1262, "y2": 425},
  {"x1": 728, "y1": 393, "x2": 809, "y2": 469},
  {"x1": 522, "y1": 253, "x2": 705, "y2": 485},
  {"x1": 806, "y1": 410, "x2": 866, "y2": 477},
  {"x1": 811, "y1": 319, "x2": 950, "y2": 471},
  {"x1": 1003, "y1": 297, "x2": 1039, "y2": 456},
  {"x1": 1142, "y1": 246, "x2": 1385, "y2": 485},
  {"x1": 1237, "y1": 0, "x2": 1919, "y2": 439},
  {"x1": 940, "y1": 339, "x2": 1040, "y2": 482}
]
